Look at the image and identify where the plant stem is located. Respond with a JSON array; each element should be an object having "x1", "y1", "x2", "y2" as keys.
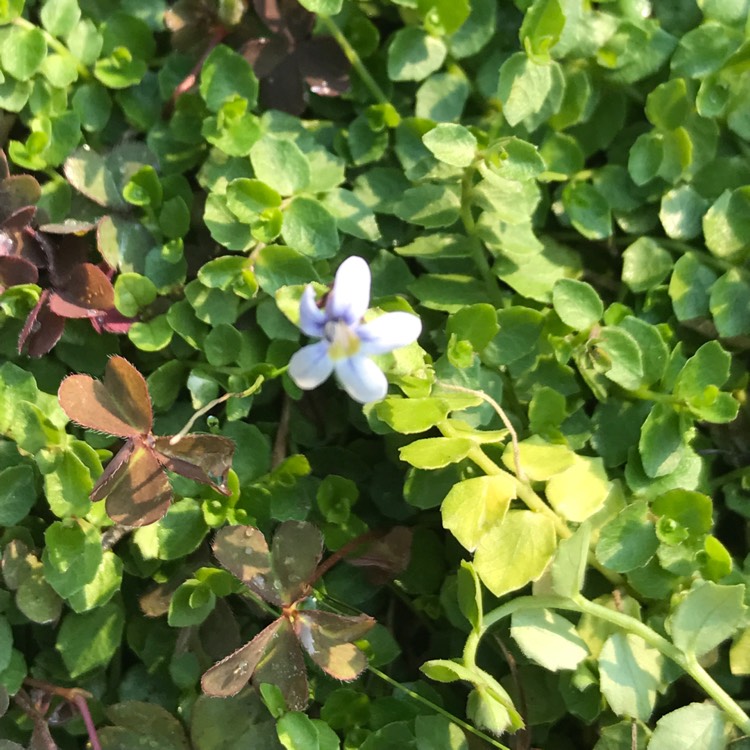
[
  {"x1": 169, "y1": 374, "x2": 265, "y2": 444},
  {"x1": 469, "y1": 595, "x2": 750, "y2": 736},
  {"x1": 368, "y1": 665, "x2": 511, "y2": 750},
  {"x1": 460, "y1": 165, "x2": 505, "y2": 308},
  {"x1": 13, "y1": 17, "x2": 90, "y2": 80},
  {"x1": 318, "y1": 15, "x2": 389, "y2": 106},
  {"x1": 436, "y1": 381, "x2": 526, "y2": 481}
]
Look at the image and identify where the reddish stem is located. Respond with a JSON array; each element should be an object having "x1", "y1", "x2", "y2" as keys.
[
  {"x1": 307, "y1": 529, "x2": 380, "y2": 587},
  {"x1": 22, "y1": 678, "x2": 102, "y2": 750},
  {"x1": 163, "y1": 26, "x2": 228, "y2": 116}
]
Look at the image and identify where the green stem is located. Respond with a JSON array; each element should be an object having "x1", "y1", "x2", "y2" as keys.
[
  {"x1": 470, "y1": 595, "x2": 750, "y2": 736},
  {"x1": 460, "y1": 165, "x2": 505, "y2": 308},
  {"x1": 368, "y1": 665, "x2": 511, "y2": 750},
  {"x1": 318, "y1": 15, "x2": 389, "y2": 106},
  {"x1": 711, "y1": 465, "x2": 750, "y2": 489},
  {"x1": 14, "y1": 17, "x2": 90, "y2": 80},
  {"x1": 627, "y1": 387, "x2": 681, "y2": 405}
]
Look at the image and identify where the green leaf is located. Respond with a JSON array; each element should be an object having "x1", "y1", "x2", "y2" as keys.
[
  {"x1": 552, "y1": 278, "x2": 602, "y2": 329},
  {"x1": 474, "y1": 510, "x2": 557, "y2": 597},
  {"x1": 199, "y1": 44, "x2": 258, "y2": 112},
  {"x1": 0, "y1": 465, "x2": 37, "y2": 525},
  {"x1": 497, "y1": 54, "x2": 564, "y2": 129},
  {"x1": 1, "y1": 26, "x2": 46, "y2": 80},
  {"x1": 399, "y1": 438, "x2": 473, "y2": 469},
  {"x1": 155, "y1": 498, "x2": 209, "y2": 560},
  {"x1": 41, "y1": 0, "x2": 81, "y2": 37},
  {"x1": 57, "y1": 600, "x2": 125, "y2": 678},
  {"x1": 551, "y1": 522, "x2": 590, "y2": 598},
  {"x1": 660, "y1": 185, "x2": 707, "y2": 240},
  {"x1": 598, "y1": 633, "x2": 663, "y2": 721},
  {"x1": 374, "y1": 397, "x2": 451, "y2": 434},
  {"x1": 709, "y1": 268, "x2": 750, "y2": 337},
  {"x1": 185, "y1": 280, "x2": 239, "y2": 325},
  {"x1": 297, "y1": 0, "x2": 342, "y2": 12},
  {"x1": 670, "y1": 581, "x2": 747, "y2": 658},
  {"x1": 639, "y1": 403, "x2": 689, "y2": 479},
  {"x1": 388, "y1": 28, "x2": 447, "y2": 82},
  {"x1": 16, "y1": 570, "x2": 62, "y2": 624},
  {"x1": 128, "y1": 315, "x2": 173, "y2": 352},
  {"x1": 617, "y1": 317, "x2": 669, "y2": 388},
  {"x1": 67, "y1": 551, "x2": 122, "y2": 613},
  {"x1": 669, "y1": 253, "x2": 717, "y2": 321},
  {"x1": 512, "y1": 609, "x2": 588, "y2": 672},
  {"x1": 621, "y1": 237, "x2": 673, "y2": 293},
  {"x1": 277, "y1": 712, "x2": 321, "y2": 750},
  {"x1": 408, "y1": 274, "x2": 487, "y2": 312},
  {"x1": 226, "y1": 178, "x2": 281, "y2": 220},
  {"x1": 64, "y1": 147, "x2": 122, "y2": 208},
  {"x1": 502, "y1": 437, "x2": 575, "y2": 482},
  {"x1": 422, "y1": 124, "x2": 476, "y2": 168},
  {"x1": 203, "y1": 194, "x2": 254, "y2": 250},
  {"x1": 448, "y1": 0, "x2": 495, "y2": 58},
  {"x1": 674, "y1": 340, "x2": 730, "y2": 402},
  {"x1": 703, "y1": 187, "x2": 750, "y2": 262},
  {"x1": 250, "y1": 137, "x2": 310, "y2": 196},
  {"x1": 545, "y1": 456, "x2": 610, "y2": 523},
  {"x1": 416, "y1": 72, "x2": 470, "y2": 122},
  {"x1": 520, "y1": 0, "x2": 565, "y2": 62},
  {"x1": 456, "y1": 561, "x2": 482, "y2": 632},
  {"x1": 394, "y1": 184, "x2": 461, "y2": 228},
  {"x1": 415, "y1": 715, "x2": 468, "y2": 750},
  {"x1": 595, "y1": 326, "x2": 644, "y2": 391},
  {"x1": 648, "y1": 703, "x2": 727, "y2": 750},
  {"x1": 442, "y1": 475, "x2": 516, "y2": 552},
  {"x1": 40, "y1": 448, "x2": 93, "y2": 518},
  {"x1": 66, "y1": 18, "x2": 103, "y2": 64},
  {"x1": 0, "y1": 0, "x2": 24, "y2": 24},
  {"x1": 562, "y1": 182, "x2": 611, "y2": 240},
  {"x1": 43, "y1": 519, "x2": 102, "y2": 599},
  {"x1": 595, "y1": 500, "x2": 658, "y2": 573},
  {"x1": 168, "y1": 580, "x2": 216, "y2": 627},
  {"x1": 281, "y1": 197, "x2": 339, "y2": 259},
  {"x1": 114, "y1": 272, "x2": 157, "y2": 317}
]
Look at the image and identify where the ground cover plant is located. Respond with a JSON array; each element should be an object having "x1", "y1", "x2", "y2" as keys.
[{"x1": 0, "y1": 0, "x2": 749, "y2": 748}]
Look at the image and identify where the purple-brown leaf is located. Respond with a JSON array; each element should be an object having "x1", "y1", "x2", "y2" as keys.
[
  {"x1": 212, "y1": 525, "x2": 279, "y2": 604},
  {"x1": 271, "y1": 521, "x2": 323, "y2": 605},
  {"x1": 18, "y1": 292, "x2": 65, "y2": 358},
  {"x1": 293, "y1": 610, "x2": 374, "y2": 680},
  {"x1": 153, "y1": 434, "x2": 235, "y2": 495},
  {"x1": 101, "y1": 443, "x2": 172, "y2": 527},
  {"x1": 58, "y1": 355, "x2": 153, "y2": 438},
  {"x1": 201, "y1": 618, "x2": 283, "y2": 697},
  {"x1": 253, "y1": 618, "x2": 309, "y2": 711}
]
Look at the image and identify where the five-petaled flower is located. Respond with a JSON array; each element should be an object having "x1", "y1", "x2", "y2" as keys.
[{"x1": 288, "y1": 256, "x2": 421, "y2": 403}]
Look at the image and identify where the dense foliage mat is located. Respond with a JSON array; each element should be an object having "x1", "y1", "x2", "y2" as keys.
[{"x1": 0, "y1": 0, "x2": 749, "y2": 748}]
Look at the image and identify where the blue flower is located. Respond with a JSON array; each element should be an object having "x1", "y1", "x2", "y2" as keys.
[{"x1": 289, "y1": 256, "x2": 422, "y2": 403}]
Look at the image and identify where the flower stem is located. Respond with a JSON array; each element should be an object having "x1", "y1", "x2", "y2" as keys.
[
  {"x1": 169, "y1": 374, "x2": 265, "y2": 444},
  {"x1": 436, "y1": 381, "x2": 526, "y2": 482},
  {"x1": 368, "y1": 665, "x2": 511, "y2": 750},
  {"x1": 318, "y1": 15, "x2": 389, "y2": 106},
  {"x1": 468, "y1": 595, "x2": 750, "y2": 736}
]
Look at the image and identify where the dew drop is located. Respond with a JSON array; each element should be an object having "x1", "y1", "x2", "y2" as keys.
[{"x1": 233, "y1": 661, "x2": 249, "y2": 676}]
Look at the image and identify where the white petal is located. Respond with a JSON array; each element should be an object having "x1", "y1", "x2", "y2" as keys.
[
  {"x1": 326, "y1": 256, "x2": 370, "y2": 325},
  {"x1": 298, "y1": 285, "x2": 327, "y2": 337},
  {"x1": 288, "y1": 342, "x2": 334, "y2": 390},
  {"x1": 357, "y1": 312, "x2": 422, "y2": 355},
  {"x1": 335, "y1": 355, "x2": 388, "y2": 403}
]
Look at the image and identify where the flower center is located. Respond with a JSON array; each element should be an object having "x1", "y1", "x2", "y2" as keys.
[{"x1": 324, "y1": 320, "x2": 361, "y2": 361}]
